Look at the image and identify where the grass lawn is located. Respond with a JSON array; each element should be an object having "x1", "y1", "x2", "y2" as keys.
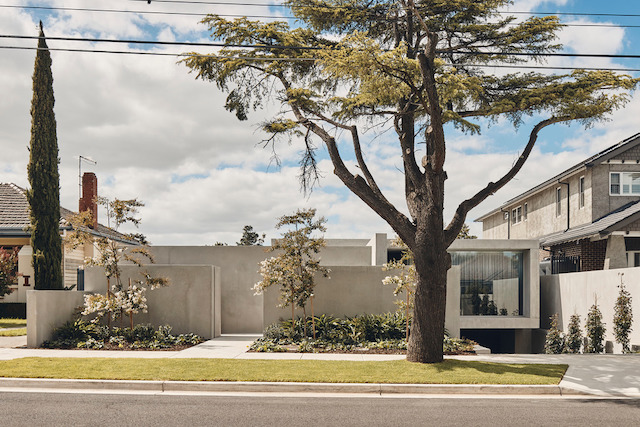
[
  {"x1": 0, "y1": 318, "x2": 26, "y2": 329},
  {"x1": 0, "y1": 328, "x2": 26, "y2": 336},
  {"x1": 0, "y1": 358, "x2": 567, "y2": 385}
]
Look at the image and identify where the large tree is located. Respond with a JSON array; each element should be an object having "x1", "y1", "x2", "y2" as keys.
[
  {"x1": 183, "y1": 0, "x2": 638, "y2": 362},
  {"x1": 27, "y1": 21, "x2": 63, "y2": 290}
]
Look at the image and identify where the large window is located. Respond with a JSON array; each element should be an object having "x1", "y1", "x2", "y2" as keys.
[
  {"x1": 452, "y1": 251, "x2": 524, "y2": 316},
  {"x1": 610, "y1": 172, "x2": 640, "y2": 195}
]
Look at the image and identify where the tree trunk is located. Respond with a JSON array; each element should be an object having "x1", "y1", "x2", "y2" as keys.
[
  {"x1": 406, "y1": 169, "x2": 449, "y2": 363},
  {"x1": 407, "y1": 245, "x2": 449, "y2": 363}
]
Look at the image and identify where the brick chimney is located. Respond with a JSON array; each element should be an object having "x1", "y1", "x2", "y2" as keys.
[{"x1": 79, "y1": 172, "x2": 98, "y2": 228}]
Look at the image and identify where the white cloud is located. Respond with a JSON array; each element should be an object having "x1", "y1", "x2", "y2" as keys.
[{"x1": 3, "y1": 3, "x2": 638, "y2": 247}]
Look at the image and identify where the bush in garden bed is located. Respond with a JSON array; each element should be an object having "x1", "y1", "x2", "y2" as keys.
[
  {"x1": 250, "y1": 313, "x2": 476, "y2": 354},
  {"x1": 42, "y1": 319, "x2": 203, "y2": 350}
]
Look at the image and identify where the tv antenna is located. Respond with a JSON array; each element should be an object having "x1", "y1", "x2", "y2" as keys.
[{"x1": 78, "y1": 155, "x2": 97, "y2": 200}]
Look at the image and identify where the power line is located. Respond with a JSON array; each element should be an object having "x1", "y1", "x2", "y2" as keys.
[
  {"x1": 6, "y1": 4, "x2": 640, "y2": 27},
  {"x1": 4, "y1": 34, "x2": 640, "y2": 60},
  {"x1": 2, "y1": 45, "x2": 639, "y2": 73}
]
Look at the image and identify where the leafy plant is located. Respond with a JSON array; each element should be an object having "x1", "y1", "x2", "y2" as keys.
[
  {"x1": 565, "y1": 314, "x2": 582, "y2": 354},
  {"x1": 0, "y1": 247, "x2": 19, "y2": 297},
  {"x1": 42, "y1": 320, "x2": 203, "y2": 350},
  {"x1": 253, "y1": 208, "x2": 330, "y2": 332},
  {"x1": 544, "y1": 313, "x2": 565, "y2": 354},
  {"x1": 66, "y1": 198, "x2": 169, "y2": 327},
  {"x1": 585, "y1": 300, "x2": 606, "y2": 354},
  {"x1": 613, "y1": 275, "x2": 633, "y2": 353}
]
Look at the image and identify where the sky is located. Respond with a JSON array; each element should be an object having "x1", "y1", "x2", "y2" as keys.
[{"x1": 0, "y1": 0, "x2": 639, "y2": 245}]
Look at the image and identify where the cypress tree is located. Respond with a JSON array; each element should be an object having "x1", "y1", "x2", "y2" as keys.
[{"x1": 27, "y1": 21, "x2": 63, "y2": 290}]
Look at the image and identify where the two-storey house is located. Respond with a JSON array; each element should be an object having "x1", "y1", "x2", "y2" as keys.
[{"x1": 476, "y1": 133, "x2": 640, "y2": 273}]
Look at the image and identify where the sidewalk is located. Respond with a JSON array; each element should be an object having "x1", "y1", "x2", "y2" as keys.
[{"x1": 1, "y1": 335, "x2": 639, "y2": 397}]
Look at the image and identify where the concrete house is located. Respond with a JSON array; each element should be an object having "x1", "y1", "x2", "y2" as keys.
[
  {"x1": 0, "y1": 173, "x2": 130, "y2": 305},
  {"x1": 476, "y1": 133, "x2": 640, "y2": 273}
]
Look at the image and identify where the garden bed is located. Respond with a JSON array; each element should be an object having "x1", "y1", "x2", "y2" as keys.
[
  {"x1": 250, "y1": 313, "x2": 477, "y2": 355},
  {"x1": 41, "y1": 319, "x2": 204, "y2": 351}
]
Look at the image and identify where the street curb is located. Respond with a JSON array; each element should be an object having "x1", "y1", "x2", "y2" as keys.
[{"x1": 0, "y1": 377, "x2": 587, "y2": 396}]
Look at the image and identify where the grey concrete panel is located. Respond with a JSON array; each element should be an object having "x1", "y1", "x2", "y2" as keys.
[
  {"x1": 540, "y1": 267, "x2": 640, "y2": 353},
  {"x1": 27, "y1": 290, "x2": 89, "y2": 347},
  {"x1": 85, "y1": 265, "x2": 218, "y2": 339}
]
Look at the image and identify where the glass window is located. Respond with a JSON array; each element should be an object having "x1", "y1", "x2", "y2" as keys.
[
  {"x1": 511, "y1": 206, "x2": 522, "y2": 225},
  {"x1": 452, "y1": 251, "x2": 523, "y2": 317},
  {"x1": 579, "y1": 176, "x2": 585, "y2": 208},
  {"x1": 556, "y1": 187, "x2": 562, "y2": 217},
  {"x1": 523, "y1": 203, "x2": 528, "y2": 220},
  {"x1": 611, "y1": 173, "x2": 620, "y2": 194}
]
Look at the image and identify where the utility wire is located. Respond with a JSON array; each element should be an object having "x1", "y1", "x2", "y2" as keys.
[
  {"x1": 2, "y1": 45, "x2": 639, "y2": 73},
  {"x1": 5, "y1": 4, "x2": 640, "y2": 26},
  {"x1": 3, "y1": 34, "x2": 640, "y2": 60}
]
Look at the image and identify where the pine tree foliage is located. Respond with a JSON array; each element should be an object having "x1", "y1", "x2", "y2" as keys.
[
  {"x1": 585, "y1": 301, "x2": 606, "y2": 354},
  {"x1": 27, "y1": 21, "x2": 63, "y2": 290},
  {"x1": 544, "y1": 313, "x2": 565, "y2": 354},
  {"x1": 565, "y1": 313, "x2": 582, "y2": 354},
  {"x1": 613, "y1": 279, "x2": 633, "y2": 353},
  {"x1": 237, "y1": 225, "x2": 265, "y2": 246},
  {"x1": 182, "y1": 0, "x2": 638, "y2": 363}
]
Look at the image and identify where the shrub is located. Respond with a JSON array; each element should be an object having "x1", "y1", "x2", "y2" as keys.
[
  {"x1": 585, "y1": 301, "x2": 606, "y2": 353},
  {"x1": 42, "y1": 320, "x2": 203, "y2": 349},
  {"x1": 613, "y1": 280, "x2": 633, "y2": 353},
  {"x1": 565, "y1": 314, "x2": 582, "y2": 354},
  {"x1": 544, "y1": 313, "x2": 565, "y2": 354}
]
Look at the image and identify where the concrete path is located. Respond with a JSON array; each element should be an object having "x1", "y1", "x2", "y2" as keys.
[{"x1": 0, "y1": 335, "x2": 639, "y2": 397}]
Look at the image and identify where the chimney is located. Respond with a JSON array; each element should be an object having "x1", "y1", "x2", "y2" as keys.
[{"x1": 79, "y1": 172, "x2": 98, "y2": 228}]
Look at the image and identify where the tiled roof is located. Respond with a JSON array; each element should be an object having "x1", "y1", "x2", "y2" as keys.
[
  {"x1": 0, "y1": 182, "x2": 133, "y2": 243},
  {"x1": 0, "y1": 183, "x2": 30, "y2": 230},
  {"x1": 539, "y1": 200, "x2": 640, "y2": 247}
]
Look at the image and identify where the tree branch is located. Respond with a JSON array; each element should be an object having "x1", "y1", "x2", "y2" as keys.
[{"x1": 443, "y1": 117, "x2": 565, "y2": 245}]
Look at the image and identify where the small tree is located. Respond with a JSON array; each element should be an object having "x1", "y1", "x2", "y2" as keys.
[
  {"x1": 613, "y1": 274, "x2": 633, "y2": 353},
  {"x1": 66, "y1": 198, "x2": 168, "y2": 328},
  {"x1": 585, "y1": 299, "x2": 606, "y2": 354},
  {"x1": 382, "y1": 238, "x2": 415, "y2": 338},
  {"x1": 253, "y1": 208, "x2": 330, "y2": 330},
  {"x1": 0, "y1": 247, "x2": 19, "y2": 297},
  {"x1": 237, "y1": 225, "x2": 265, "y2": 246},
  {"x1": 565, "y1": 313, "x2": 583, "y2": 354},
  {"x1": 544, "y1": 313, "x2": 565, "y2": 354},
  {"x1": 27, "y1": 22, "x2": 63, "y2": 290}
]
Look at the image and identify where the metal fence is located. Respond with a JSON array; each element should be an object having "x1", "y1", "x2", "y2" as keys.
[{"x1": 551, "y1": 255, "x2": 581, "y2": 274}]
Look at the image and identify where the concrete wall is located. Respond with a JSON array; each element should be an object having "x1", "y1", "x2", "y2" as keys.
[
  {"x1": 481, "y1": 169, "x2": 593, "y2": 240},
  {"x1": 84, "y1": 264, "x2": 220, "y2": 339},
  {"x1": 262, "y1": 265, "x2": 462, "y2": 338},
  {"x1": 541, "y1": 267, "x2": 640, "y2": 353},
  {"x1": 27, "y1": 290, "x2": 89, "y2": 347}
]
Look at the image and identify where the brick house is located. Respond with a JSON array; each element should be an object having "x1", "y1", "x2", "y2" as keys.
[
  {"x1": 476, "y1": 132, "x2": 640, "y2": 273},
  {"x1": 0, "y1": 173, "x2": 131, "y2": 302}
]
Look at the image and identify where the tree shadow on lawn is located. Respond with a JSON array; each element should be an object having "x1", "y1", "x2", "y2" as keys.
[{"x1": 431, "y1": 359, "x2": 568, "y2": 380}]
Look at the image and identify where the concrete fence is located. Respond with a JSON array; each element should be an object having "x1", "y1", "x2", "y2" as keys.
[
  {"x1": 26, "y1": 264, "x2": 220, "y2": 347},
  {"x1": 541, "y1": 267, "x2": 640, "y2": 353}
]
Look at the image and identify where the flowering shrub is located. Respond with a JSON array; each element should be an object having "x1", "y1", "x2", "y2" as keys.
[
  {"x1": 0, "y1": 246, "x2": 19, "y2": 297},
  {"x1": 254, "y1": 209, "x2": 329, "y2": 322}
]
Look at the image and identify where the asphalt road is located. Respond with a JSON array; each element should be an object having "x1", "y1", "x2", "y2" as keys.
[{"x1": 2, "y1": 393, "x2": 639, "y2": 426}]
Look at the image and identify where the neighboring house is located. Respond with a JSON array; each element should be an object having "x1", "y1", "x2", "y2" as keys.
[
  {"x1": 0, "y1": 173, "x2": 131, "y2": 302},
  {"x1": 476, "y1": 132, "x2": 640, "y2": 273}
]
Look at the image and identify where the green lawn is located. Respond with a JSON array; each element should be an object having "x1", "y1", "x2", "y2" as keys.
[
  {"x1": 0, "y1": 328, "x2": 26, "y2": 337},
  {"x1": 0, "y1": 318, "x2": 26, "y2": 329},
  {"x1": 0, "y1": 358, "x2": 567, "y2": 385}
]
